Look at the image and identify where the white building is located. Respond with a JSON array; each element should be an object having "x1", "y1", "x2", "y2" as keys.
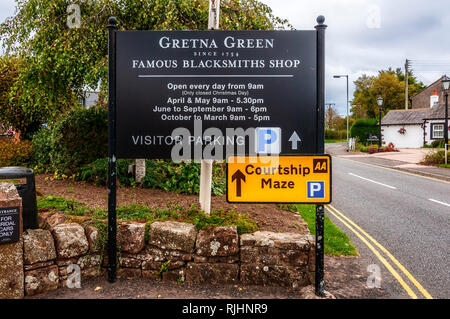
[
  {"x1": 381, "y1": 103, "x2": 448, "y2": 148},
  {"x1": 81, "y1": 91, "x2": 99, "y2": 108}
]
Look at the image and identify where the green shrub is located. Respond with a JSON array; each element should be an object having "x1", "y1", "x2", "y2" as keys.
[
  {"x1": 0, "y1": 140, "x2": 33, "y2": 167},
  {"x1": 77, "y1": 158, "x2": 226, "y2": 195},
  {"x1": 141, "y1": 160, "x2": 200, "y2": 194},
  {"x1": 78, "y1": 158, "x2": 134, "y2": 186},
  {"x1": 325, "y1": 129, "x2": 346, "y2": 140},
  {"x1": 421, "y1": 150, "x2": 450, "y2": 166},
  {"x1": 359, "y1": 145, "x2": 369, "y2": 153},
  {"x1": 350, "y1": 119, "x2": 379, "y2": 143},
  {"x1": 49, "y1": 106, "x2": 108, "y2": 173},
  {"x1": 142, "y1": 160, "x2": 225, "y2": 195},
  {"x1": 31, "y1": 127, "x2": 52, "y2": 167},
  {"x1": 430, "y1": 140, "x2": 445, "y2": 148}
]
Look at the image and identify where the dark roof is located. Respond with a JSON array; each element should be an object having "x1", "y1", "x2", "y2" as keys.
[
  {"x1": 424, "y1": 104, "x2": 448, "y2": 120},
  {"x1": 382, "y1": 104, "x2": 449, "y2": 125},
  {"x1": 381, "y1": 108, "x2": 430, "y2": 125}
]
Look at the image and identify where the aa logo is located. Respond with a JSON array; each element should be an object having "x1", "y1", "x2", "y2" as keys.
[{"x1": 313, "y1": 159, "x2": 328, "y2": 173}]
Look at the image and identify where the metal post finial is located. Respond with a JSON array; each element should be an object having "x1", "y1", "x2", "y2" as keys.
[
  {"x1": 108, "y1": 16, "x2": 117, "y2": 28},
  {"x1": 317, "y1": 15, "x2": 325, "y2": 25},
  {"x1": 315, "y1": 16, "x2": 327, "y2": 30}
]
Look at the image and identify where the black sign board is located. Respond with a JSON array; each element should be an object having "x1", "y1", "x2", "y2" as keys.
[
  {"x1": 0, "y1": 206, "x2": 20, "y2": 244},
  {"x1": 116, "y1": 31, "x2": 317, "y2": 159},
  {"x1": 108, "y1": 16, "x2": 328, "y2": 296}
]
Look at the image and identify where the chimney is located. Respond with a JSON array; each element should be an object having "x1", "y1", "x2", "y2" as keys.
[{"x1": 430, "y1": 89, "x2": 439, "y2": 108}]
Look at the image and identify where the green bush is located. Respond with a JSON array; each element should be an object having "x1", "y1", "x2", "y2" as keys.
[
  {"x1": 430, "y1": 140, "x2": 445, "y2": 148},
  {"x1": 141, "y1": 160, "x2": 201, "y2": 194},
  {"x1": 31, "y1": 127, "x2": 52, "y2": 167},
  {"x1": 325, "y1": 129, "x2": 346, "y2": 140},
  {"x1": 78, "y1": 158, "x2": 135, "y2": 186},
  {"x1": 359, "y1": 145, "x2": 369, "y2": 153},
  {"x1": 350, "y1": 119, "x2": 379, "y2": 143},
  {"x1": 421, "y1": 150, "x2": 450, "y2": 166},
  {"x1": 77, "y1": 158, "x2": 226, "y2": 195},
  {"x1": 0, "y1": 140, "x2": 33, "y2": 167},
  {"x1": 142, "y1": 160, "x2": 225, "y2": 195},
  {"x1": 49, "y1": 106, "x2": 108, "y2": 173}
]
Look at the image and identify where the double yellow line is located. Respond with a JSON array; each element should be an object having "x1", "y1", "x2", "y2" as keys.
[{"x1": 326, "y1": 204, "x2": 433, "y2": 299}]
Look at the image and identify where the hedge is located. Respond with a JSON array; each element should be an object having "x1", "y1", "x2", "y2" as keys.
[
  {"x1": 325, "y1": 129, "x2": 346, "y2": 140},
  {"x1": 350, "y1": 119, "x2": 379, "y2": 143},
  {"x1": 48, "y1": 105, "x2": 108, "y2": 173}
]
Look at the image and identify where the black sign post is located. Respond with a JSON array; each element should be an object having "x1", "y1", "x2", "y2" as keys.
[
  {"x1": 107, "y1": 16, "x2": 118, "y2": 283},
  {"x1": 107, "y1": 16, "x2": 327, "y2": 295},
  {"x1": 315, "y1": 16, "x2": 327, "y2": 297}
]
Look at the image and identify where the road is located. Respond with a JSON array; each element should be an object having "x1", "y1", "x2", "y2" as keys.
[{"x1": 327, "y1": 144, "x2": 449, "y2": 299}]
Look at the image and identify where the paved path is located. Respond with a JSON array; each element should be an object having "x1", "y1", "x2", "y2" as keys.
[{"x1": 326, "y1": 144, "x2": 449, "y2": 299}]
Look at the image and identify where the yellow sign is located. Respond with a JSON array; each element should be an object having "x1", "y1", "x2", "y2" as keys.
[{"x1": 227, "y1": 155, "x2": 332, "y2": 204}]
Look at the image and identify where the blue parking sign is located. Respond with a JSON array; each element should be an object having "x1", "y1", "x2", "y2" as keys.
[{"x1": 307, "y1": 181, "x2": 325, "y2": 199}]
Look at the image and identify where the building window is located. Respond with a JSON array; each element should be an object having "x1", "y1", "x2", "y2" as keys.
[{"x1": 431, "y1": 124, "x2": 444, "y2": 139}]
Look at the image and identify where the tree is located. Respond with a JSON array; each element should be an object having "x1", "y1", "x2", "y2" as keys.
[
  {"x1": 325, "y1": 104, "x2": 338, "y2": 129},
  {"x1": 0, "y1": 0, "x2": 291, "y2": 137},
  {"x1": 351, "y1": 68, "x2": 426, "y2": 119},
  {"x1": 351, "y1": 74, "x2": 374, "y2": 118},
  {"x1": 0, "y1": 56, "x2": 52, "y2": 139}
]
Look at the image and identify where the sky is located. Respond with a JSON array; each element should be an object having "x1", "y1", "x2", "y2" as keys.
[{"x1": 1, "y1": 0, "x2": 449, "y2": 116}]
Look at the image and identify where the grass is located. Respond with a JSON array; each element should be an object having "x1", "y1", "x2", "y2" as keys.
[
  {"x1": 37, "y1": 195, "x2": 90, "y2": 216},
  {"x1": 325, "y1": 139, "x2": 346, "y2": 144},
  {"x1": 37, "y1": 195, "x2": 258, "y2": 235},
  {"x1": 0, "y1": 178, "x2": 22, "y2": 185},
  {"x1": 438, "y1": 164, "x2": 450, "y2": 169},
  {"x1": 296, "y1": 204, "x2": 358, "y2": 256}
]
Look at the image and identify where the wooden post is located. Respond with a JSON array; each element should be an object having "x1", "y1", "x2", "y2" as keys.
[
  {"x1": 200, "y1": 0, "x2": 221, "y2": 215},
  {"x1": 135, "y1": 159, "x2": 146, "y2": 184},
  {"x1": 208, "y1": 0, "x2": 221, "y2": 30}
]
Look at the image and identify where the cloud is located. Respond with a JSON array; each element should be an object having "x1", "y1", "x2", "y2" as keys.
[
  {"x1": 0, "y1": 0, "x2": 16, "y2": 24},
  {"x1": 260, "y1": 0, "x2": 450, "y2": 115},
  {"x1": 0, "y1": 0, "x2": 448, "y2": 116}
]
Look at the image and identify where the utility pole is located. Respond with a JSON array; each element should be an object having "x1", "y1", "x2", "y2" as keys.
[
  {"x1": 199, "y1": 0, "x2": 221, "y2": 215},
  {"x1": 405, "y1": 59, "x2": 409, "y2": 110}
]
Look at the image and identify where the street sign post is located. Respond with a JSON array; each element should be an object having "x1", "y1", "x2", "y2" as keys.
[
  {"x1": 107, "y1": 15, "x2": 328, "y2": 296},
  {"x1": 227, "y1": 156, "x2": 331, "y2": 204}
]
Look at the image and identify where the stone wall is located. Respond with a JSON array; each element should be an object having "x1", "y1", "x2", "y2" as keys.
[
  {"x1": 1, "y1": 199, "x2": 315, "y2": 297},
  {"x1": 21, "y1": 215, "x2": 315, "y2": 297}
]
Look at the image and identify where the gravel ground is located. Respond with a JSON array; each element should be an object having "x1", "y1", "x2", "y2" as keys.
[{"x1": 27, "y1": 256, "x2": 391, "y2": 299}]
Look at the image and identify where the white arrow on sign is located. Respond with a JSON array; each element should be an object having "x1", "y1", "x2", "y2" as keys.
[{"x1": 289, "y1": 131, "x2": 302, "y2": 150}]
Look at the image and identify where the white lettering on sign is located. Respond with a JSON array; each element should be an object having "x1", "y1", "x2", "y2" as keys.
[
  {"x1": 158, "y1": 37, "x2": 275, "y2": 49},
  {"x1": 0, "y1": 206, "x2": 19, "y2": 243}
]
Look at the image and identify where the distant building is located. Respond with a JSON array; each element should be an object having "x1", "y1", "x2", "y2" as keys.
[
  {"x1": 411, "y1": 75, "x2": 445, "y2": 109},
  {"x1": 381, "y1": 76, "x2": 449, "y2": 148},
  {"x1": 81, "y1": 91, "x2": 99, "y2": 108}
]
